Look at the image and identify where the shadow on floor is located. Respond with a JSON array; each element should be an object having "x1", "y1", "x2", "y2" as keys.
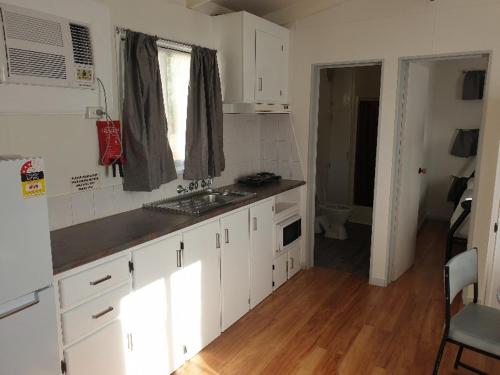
[{"x1": 314, "y1": 221, "x2": 371, "y2": 278}]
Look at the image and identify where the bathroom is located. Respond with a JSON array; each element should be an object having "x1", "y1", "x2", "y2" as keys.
[{"x1": 314, "y1": 65, "x2": 381, "y2": 277}]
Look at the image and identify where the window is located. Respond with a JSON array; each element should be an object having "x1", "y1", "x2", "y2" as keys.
[{"x1": 158, "y1": 47, "x2": 191, "y2": 172}]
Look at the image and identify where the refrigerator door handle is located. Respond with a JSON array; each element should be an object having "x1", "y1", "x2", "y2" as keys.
[{"x1": 0, "y1": 296, "x2": 39, "y2": 320}]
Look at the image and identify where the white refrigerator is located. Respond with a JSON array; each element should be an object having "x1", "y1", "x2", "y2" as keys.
[{"x1": 0, "y1": 156, "x2": 60, "y2": 375}]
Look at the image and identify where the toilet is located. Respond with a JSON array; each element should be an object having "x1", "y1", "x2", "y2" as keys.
[{"x1": 316, "y1": 203, "x2": 352, "y2": 240}]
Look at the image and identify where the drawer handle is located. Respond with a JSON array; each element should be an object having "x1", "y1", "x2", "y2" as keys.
[
  {"x1": 92, "y1": 306, "x2": 114, "y2": 319},
  {"x1": 89, "y1": 275, "x2": 112, "y2": 286}
]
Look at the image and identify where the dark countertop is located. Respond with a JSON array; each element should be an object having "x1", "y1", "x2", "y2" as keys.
[{"x1": 51, "y1": 180, "x2": 305, "y2": 275}]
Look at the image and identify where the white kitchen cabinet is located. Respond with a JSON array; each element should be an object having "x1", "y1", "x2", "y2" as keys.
[
  {"x1": 273, "y1": 252, "x2": 288, "y2": 291},
  {"x1": 288, "y1": 244, "x2": 301, "y2": 279},
  {"x1": 250, "y1": 199, "x2": 274, "y2": 308},
  {"x1": 214, "y1": 11, "x2": 289, "y2": 104},
  {"x1": 128, "y1": 234, "x2": 184, "y2": 375},
  {"x1": 63, "y1": 320, "x2": 127, "y2": 375},
  {"x1": 220, "y1": 209, "x2": 250, "y2": 331},
  {"x1": 181, "y1": 220, "x2": 221, "y2": 358}
]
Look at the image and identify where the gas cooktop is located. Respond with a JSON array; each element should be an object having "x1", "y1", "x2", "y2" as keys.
[{"x1": 237, "y1": 172, "x2": 282, "y2": 187}]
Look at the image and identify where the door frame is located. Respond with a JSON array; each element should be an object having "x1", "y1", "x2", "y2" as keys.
[
  {"x1": 305, "y1": 60, "x2": 383, "y2": 282},
  {"x1": 389, "y1": 52, "x2": 491, "y2": 282}
]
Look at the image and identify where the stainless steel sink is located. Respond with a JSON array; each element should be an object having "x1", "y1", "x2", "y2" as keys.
[{"x1": 143, "y1": 189, "x2": 256, "y2": 216}]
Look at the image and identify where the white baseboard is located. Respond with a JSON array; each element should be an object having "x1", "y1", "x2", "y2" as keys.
[{"x1": 369, "y1": 277, "x2": 388, "y2": 287}]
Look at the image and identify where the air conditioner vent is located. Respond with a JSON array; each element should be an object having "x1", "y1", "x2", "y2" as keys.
[
  {"x1": 69, "y1": 23, "x2": 93, "y2": 65},
  {"x1": 3, "y1": 10, "x2": 64, "y2": 47},
  {"x1": 8, "y1": 48, "x2": 67, "y2": 79}
]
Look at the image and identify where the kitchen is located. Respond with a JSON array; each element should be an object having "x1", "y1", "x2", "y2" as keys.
[{"x1": 1, "y1": 0, "x2": 500, "y2": 374}]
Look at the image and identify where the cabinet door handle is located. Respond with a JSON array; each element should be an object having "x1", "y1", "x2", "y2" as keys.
[
  {"x1": 92, "y1": 306, "x2": 114, "y2": 319},
  {"x1": 216, "y1": 233, "x2": 221, "y2": 249},
  {"x1": 291, "y1": 257, "x2": 294, "y2": 269},
  {"x1": 176, "y1": 249, "x2": 182, "y2": 268},
  {"x1": 258, "y1": 77, "x2": 263, "y2": 92},
  {"x1": 89, "y1": 275, "x2": 112, "y2": 286},
  {"x1": 225, "y1": 228, "x2": 229, "y2": 244},
  {"x1": 253, "y1": 217, "x2": 258, "y2": 231}
]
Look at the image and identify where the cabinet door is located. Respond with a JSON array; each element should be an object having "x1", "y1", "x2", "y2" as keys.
[
  {"x1": 182, "y1": 220, "x2": 221, "y2": 358},
  {"x1": 221, "y1": 209, "x2": 250, "y2": 331},
  {"x1": 273, "y1": 252, "x2": 288, "y2": 290},
  {"x1": 64, "y1": 320, "x2": 127, "y2": 375},
  {"x1": 255, "y1": 30, "x2": 286, "y2": 103},
  {"x1": 128, "y1": 234, "x2": 184, "y2": 375},
  {"x1": 250, "y1": 200, "x2": 274, "y2": 308},
  {"x1": 288, "y1": 244, "x2": 301, "y2": 279}
]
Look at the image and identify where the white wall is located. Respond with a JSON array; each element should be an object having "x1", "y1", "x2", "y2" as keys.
[
  {"x1": 289, "y1": 0, "x2": 500, "y2": 295},
  {"x1": 0, "y1": 0, "x2": 303, "y2": 230},
  {"x1": 423, "y1": 57, "x2": 488, "y2": 221}
]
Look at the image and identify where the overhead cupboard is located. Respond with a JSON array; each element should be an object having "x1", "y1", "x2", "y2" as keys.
[
  {"x1": 53, "y1": 191, "x2": 302, "y2": 375},
  {"x1": 214, "y1": 11, "x2": 290, "y2": 105}
]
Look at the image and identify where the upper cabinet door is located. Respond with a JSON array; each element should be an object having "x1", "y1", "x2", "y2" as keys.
[
  {"x1": 249, "y1": 199, "x2": 274, "y2": 308},
  {"x1": 255, "y1": 30, "x2": 287, "y2": 103},
  {"x1": 129, "y1": 234, "x2": 184, "y2": 375},
  {"x1": 220, "y1": 209, "x2": 250, "y2": 331},
  {"x1": 181, "y1": 220, "x2": 221, "y2": 359}
]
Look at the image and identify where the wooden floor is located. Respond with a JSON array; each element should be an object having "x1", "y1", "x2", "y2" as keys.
[{"x1": 175, "y1": 221, "x2": 500, "y2": 374}]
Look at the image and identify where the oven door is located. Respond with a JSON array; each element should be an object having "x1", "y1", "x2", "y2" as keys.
[{"x1": 277, "y1": 215, "x2": 301, "y2": 253}]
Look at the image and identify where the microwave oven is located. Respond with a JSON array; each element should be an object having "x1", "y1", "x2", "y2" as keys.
[{"x1": 276, "y1": 215, "x2": 301, "y2": 254}]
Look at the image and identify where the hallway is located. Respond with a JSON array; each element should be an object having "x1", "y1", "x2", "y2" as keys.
[{"x1": 175, "y1": 221, "x2": 499, "y2": 374}]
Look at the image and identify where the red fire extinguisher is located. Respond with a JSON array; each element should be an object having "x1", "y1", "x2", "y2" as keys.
[{"x1": 96, "y1": 119, "x2": 125, "y2": 177}]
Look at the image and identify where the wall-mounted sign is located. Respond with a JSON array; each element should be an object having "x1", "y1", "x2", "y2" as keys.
[
  {"x1": 20, "y1": 160, "x2": 46, "y2": 199},
  {"x1": 71, "y1": 173, "x2": 100, "y2": 192}
]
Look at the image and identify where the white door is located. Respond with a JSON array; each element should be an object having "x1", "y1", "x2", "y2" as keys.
[
  {"x1": 64, "y1": 320, "x2": 127, "y2": 375},
  {"x1": 0, "y1": 287, "x2": 60, "y2": 375},
  {"x1": 221, "y1": 209, "x2": 250, "y2": 331},
  {"x1": 129, "y1": 234, "x2": 184, "y2": 375},
  {"x1": 391, "y1": 62, "x2": 430, "y2": 281},
  {"x1": 181, "y1": 220, "x2": 221, "y2": 358},
  {"x1": 288, "y1": 244, "x2": 301, "y2": 279},
  {"x1": 327, "y1": 69, "x2": 354, "y2": 204},
  {"x1": 250, "y1": 200, "x2": 274, "y2": 308},
  {"x1": 255, "y1": 30, "x2": 285, "y2": 102},
  {"x1": 273, "y1": 252, "x2": 288, "y2": 290}
]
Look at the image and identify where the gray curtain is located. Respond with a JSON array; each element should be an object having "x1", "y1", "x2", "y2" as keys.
[
  {"x1": 183, "y1": 46, "x2": 225, "y2": 180},
  {"x1": 122, "y1": 31, "x2": 177, "y2": 191}
]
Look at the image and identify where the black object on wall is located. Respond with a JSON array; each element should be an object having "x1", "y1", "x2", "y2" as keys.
[{"x1": 462, "y1": 70, "x2": 485, "y2": 100}]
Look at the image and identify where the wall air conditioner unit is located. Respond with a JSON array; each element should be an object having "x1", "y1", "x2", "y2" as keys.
[{"x1": 0, "y1": 3, "x2": 95, "y2": 89}]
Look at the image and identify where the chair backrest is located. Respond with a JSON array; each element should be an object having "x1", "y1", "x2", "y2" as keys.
[{"x1": 446, "y1": 248, "x2": 478, "y2": 303}]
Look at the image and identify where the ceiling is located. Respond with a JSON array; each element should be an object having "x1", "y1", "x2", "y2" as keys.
[
  {"x1": 186, "y1": 0, "x2": 349, "y2": 25},
  {"x1": 208, "y1": 0, "x2": 300, "y2": 17}
]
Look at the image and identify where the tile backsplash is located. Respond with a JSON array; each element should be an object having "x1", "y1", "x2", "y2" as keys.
[{"x1": 48, "y1": 113, "x2": 303, "y2": 230}]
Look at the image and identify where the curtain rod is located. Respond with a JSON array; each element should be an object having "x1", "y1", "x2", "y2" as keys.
[{"x1": 115, "y1": 25, "x2": 216, "y2": 52}]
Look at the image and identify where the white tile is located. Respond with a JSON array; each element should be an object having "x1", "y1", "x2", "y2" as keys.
[
  {"x1": 291, "y1": 161, "x2": 304, "y2": 180},
  {"x1": 48, "y1": 194, "x2": 72, "y2": 230},
  {"x1": 93, "y1": 186, "x2": 116, "y2": 219},
  {"x1": 278, "y1": 160, "x2": 291, "y2": 179},
  {"x1": 263, "y1": 141, "x2": 279, "y2": 161},
  {"x1": 277, "y1": 117, "x2": 292, "y2": 141},
  {"x1": 291, "y1": 141, "x2": 301, "y2": 162},
  {"x1": 262, "y1": 160, "x2": 279, "y2": 174},
  {"x1": 71, "y1": 191, "x2": 95, "y2": 225},
  {"x1": 277, "y1": 141, "x2": 292, "y2": 161}
]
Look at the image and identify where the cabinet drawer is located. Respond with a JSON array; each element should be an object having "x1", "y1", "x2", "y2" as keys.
[
  {"x1": 59, "y1": 255, "x2": 130, "y2": 309},
  {"x1": 62, "y1": 283, "x2": 130, "y2": 345}
]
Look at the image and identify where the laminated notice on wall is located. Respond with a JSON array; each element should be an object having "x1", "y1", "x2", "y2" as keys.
[
  {"x1": 20, "y1": 159, "x2": 46, "y2": 199},
  {"x1": 71, "y1": 173, "x2": 100, "y2": 192}
]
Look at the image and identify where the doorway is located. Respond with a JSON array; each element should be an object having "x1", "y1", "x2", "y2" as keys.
[
  {"x1": 390, "y1": 54, "x2": 489, "y2": 281},
  {"x1": 314, "y1": 65, "x2": 382, "y2": 277}
]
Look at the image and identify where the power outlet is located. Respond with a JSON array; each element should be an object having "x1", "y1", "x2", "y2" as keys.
[{"x1": 86, "y1": 106, "x2": 104, "y2": 119}]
